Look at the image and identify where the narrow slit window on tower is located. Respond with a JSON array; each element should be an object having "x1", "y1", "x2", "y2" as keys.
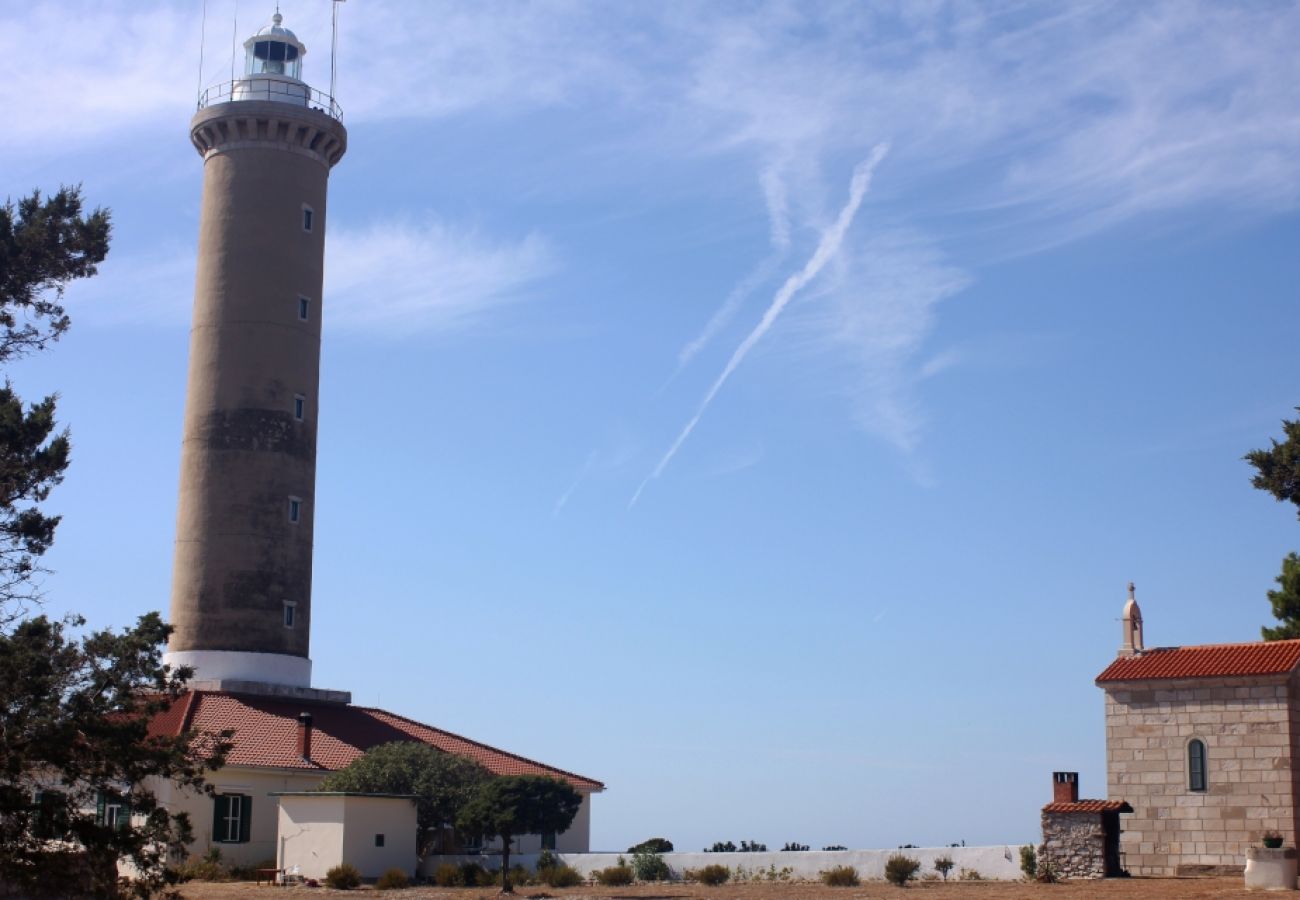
[
  {"x1": 298, "y1": 296, "x2": 310, "y2": 321},
  {"x1": 301, "y1": 204, "x2": 314, "y2": 232},
  {"x1": 1188, "y1": 738, "x2": 1207, "y2": 792},
  {"x1": 283, "y1": 601, "x2": 296, "y2": 629},
  {"x1": 288, "y1": 497, "x2": 302, "y2": 524},
  {"x1": 293, "y1": 394, "x2": 305, "y2": 421}
]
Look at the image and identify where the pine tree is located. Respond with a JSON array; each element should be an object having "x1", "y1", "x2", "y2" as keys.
[{"x1": 1247, "y1": 410, "x2": 1300, "y2": 640}]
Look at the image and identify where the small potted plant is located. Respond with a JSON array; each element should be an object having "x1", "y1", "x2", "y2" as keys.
[{"x1": 1262, "y1": 830, "x2": 1284, "y2": 849}]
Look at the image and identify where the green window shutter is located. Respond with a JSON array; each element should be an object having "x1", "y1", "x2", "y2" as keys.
[
  {"x1": 95, "y1": 791, "x2": 106, "y2": 827},
  {"x1": 239, "y1": 795, "x2": 251, "y2": 843},
  {"x1": 119, "y1": 796, "x2": 131, "y2": 830},
  {"x1": 213, "y1": 795, "x2": 227, "y2": 842}
]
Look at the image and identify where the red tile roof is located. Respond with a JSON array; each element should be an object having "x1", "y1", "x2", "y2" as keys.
[
  {"x1": 1096, "y1": 640, "x2": 1300, "y2": 683},
  {"x1": 150, "y1": 691, "x2": 603, "y2": 790},
  {"x1": 1042, "y1": 800, "x2": 1132, "y2": 814}
]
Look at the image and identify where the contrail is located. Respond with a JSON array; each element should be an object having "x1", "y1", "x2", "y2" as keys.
[
  {"x1": 674, "y1": 163, "x2": 792, "y2": 372},
  {"x1": 552, "y1": 450, "x2": 598, "y2": 518},
  {"x1": 631, "y1": 144, "x2": 890, "y2": 508}
]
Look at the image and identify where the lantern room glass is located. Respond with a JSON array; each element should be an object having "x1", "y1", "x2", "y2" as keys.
[{"x1": 245, "y1": 40, "x2": 302, "y2": 79}]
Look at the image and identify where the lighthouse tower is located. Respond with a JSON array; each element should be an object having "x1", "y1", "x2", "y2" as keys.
[{"x1": 166, "y1": 12, "x2": 346, "y2": 691}]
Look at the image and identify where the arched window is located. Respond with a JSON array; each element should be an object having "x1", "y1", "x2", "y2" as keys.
[{"x1": 1188, "y1": 739, "x2": 1207, "y2": 792}]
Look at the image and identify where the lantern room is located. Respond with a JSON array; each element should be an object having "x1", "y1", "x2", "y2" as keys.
[{"x1": 244, "y1": 13, "x2": 305, "y2": 81}]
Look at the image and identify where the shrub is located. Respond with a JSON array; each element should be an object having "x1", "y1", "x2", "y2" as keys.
[
  {"x1": 536, "y1": 848, "x2": 559, "y2": 871},
  {"x1": 539, "y1": 864, "x2": 584, "y2": 887},
  {"x1": 173, "y1": 854, "x2": 227, "y2": 883},
  {"x1": 493, "y1": 864, "x2": 532, "y2": 887},
  {"x1": 459, "y1": 861, "x2": 491, "y2": 886},
  {"x1": 822, "y1": 844, "x2": 847, "y2": 851},
  {"x1": 432, "y1": 863, "x2": 463, "y2": 887},
  {"x1": 594, "y1": 864, "x2": 634, "y2": 886},
  {"x1": 376, "y1": 868, "x2": 409, "y2": 890},
  {"x1": 632, "y1": 848, "x2": 672, "y2": 882},
  {"x1": 781, "y1": 842, "x2": 810, "y2": 851},
  {"x1": 933, "y1": 855, "x2": 954, "y2": 881},
  {"x1": 1037, "y1": 861, "x2": 1059, "y2": 884},
  {"x1": 884, "y1": 854, "x2": 920, "y2": 887},
  {"x1": 324, "y1": 863, "x2": 362, "y2": 890},
  {"x1": 1264, "y1": 830, "x2": 1285, "y2": 849},
  {"x1": 629, "y1": 837, "x2": 674, "y2": 853},
  {"x1": 959, "y1": 868, "x2": 984, "y2": 880},
  {"x1": 707, "y1": 841, "x2": 736, "y2": 852},
  {"x1": 1019, "y1": 844, "x2": 1037, "y2": 879},
  {"x1": 689, "y1": 864, "x2": 731, "y2": 886},
  {"x1": 821, "y1": 865, "x2": 860, "y2": 887},
  {"x1": 740, "y1": 840, "x2": 766, "y2": 852}
]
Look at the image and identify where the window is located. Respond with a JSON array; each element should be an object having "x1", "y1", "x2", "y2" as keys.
[
  {"x1": 1188, "y1": 739, "x2": 1207, "y2": 792},
  {"x1": 33, "y1": 790, "x2": 67, "y2": 840},
  {"x1": 95, "y1": 791, "x2": 128, "y2": 830},
  {"x1": 375, "y1": 833, "x2": 385, "y2": 848},
  {"x1": 213, "y1": 794, "x2": 251, "y2": 843},
  {"x1": 283, "y1": 601, "x2": 296, "y2": 629},
  {"x1": 302, "y1": 205, "x2": 314, "y2": 232},
  {"x1": 288, "y1": 497, "x2": 302, "y2": 524},
  {"x1": 541, "y1": 831, "x2": 556, "y2": 851},
  {"x1": 298, "y1": 296, "x2": 310, "y2": 321},
  {"x1": 293, "y1": 394, "x2": 305, "y2": 421}
]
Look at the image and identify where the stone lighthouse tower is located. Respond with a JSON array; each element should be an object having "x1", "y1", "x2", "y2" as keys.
[{"x1": 166, "y1": 12, "x2": 346, "y2": 690}]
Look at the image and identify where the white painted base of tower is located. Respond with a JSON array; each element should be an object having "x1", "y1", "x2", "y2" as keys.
[{"x1": 165, "y1": 649, "x2": 311, "y2": 688}]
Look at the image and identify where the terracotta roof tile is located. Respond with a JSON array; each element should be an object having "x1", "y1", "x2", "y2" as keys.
[
  {"x1": 1042, "y1": 800, "x2": 1132, "y2": 814},
  {"x1": 152, "y1": 692, "x2": 603, "y2": 791},
  {"x1": 1096, "y1": 640, "x2": 1300, "y2": 683}
]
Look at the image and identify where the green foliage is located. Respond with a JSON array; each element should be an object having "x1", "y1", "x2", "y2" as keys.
[
  {"x1": 960, "y1": 867, "x2": 984, "y2": 880},
  {"x1": 0, "y1": 186, "x2": 110, "y2": 364},
  {"x1": 687, "y1": 863, "x2": 731, "y2": 886},
  {"x1": 822, "y1": 844, "x2": 847, "y2": 851},
  {"x1": 455, "y1": 775, "x2": 582, "y2": 892},
  {"x1": 1019, "y1": 843, "x2": 1037, "y2": 879},
  {"x1": 1261, "y1": 553, "x2": 1300, "y2": 641},
  {"x1": 459, "y1": 861, "x2": 491, "y2": 886},
  {"x1": 1247, "y1": 409, "x2": 1300, "y2": 519},
  {"x1": 539, "y1": 864, "x2": 583, "y2": 887},
  {"x1": 318, "y1": 741, "x2": 490, "y2": 857},
  {"x1": 628, "y1": 836, "x2": 674, "y2": 853},
  {"x1": 1264, "y1": 830, "x2": 1284, "y2": 848},
  {"x1": 594, "y1": 863, "x2": 634, "y2": 885},
  {"x1": 325, "y1": 863, "x2": 362, "y2": 890},
  {"x1": 173, "y1": 853, "x2": 227, "y2": 883},
  {"x1": 0, "y1": 613, "x2": 231, "y2": 898},
  {"x1": 536, "y1": 848, "x2": 558, "y2": 871},
  {"x1": 632, "y1": 846, "x2": 672, "y2": 881},
  {"x1": 821, "y1": 864, "x2": 861, "y2": 887},
  {"x1": 933, "y1": 855, "x2": 954, "y2": 880},
  {"x1": 781, "y1": 842, "x2": 810, "y2": 851},
  {"x1": 493, "y1": 864, "x2": 532, "y2": 887},
  {"x1": 707, "y1": 840, "x2": 736, "y2": 852},
  {"x1": 375, "y1": 867, "x2": 410, "y2": 890},
  {"x1": 884, "y1": 855, "x2": 920, "y2": 887}
]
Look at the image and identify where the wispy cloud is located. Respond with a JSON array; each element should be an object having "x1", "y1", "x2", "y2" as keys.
[
  {"x1": 632, "y1": 145, "x2": 889, "y2": 506},
  {"x1": 552, "y1": 450, "x2": 598, "y2": 518},
  {"x1": 324, "y1": 221, "x2": 554, "y2": 335}
]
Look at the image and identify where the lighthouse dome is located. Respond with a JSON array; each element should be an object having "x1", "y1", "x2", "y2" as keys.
[{"x1": 243, "y1": 12, "x2": 306, "y2": 81}]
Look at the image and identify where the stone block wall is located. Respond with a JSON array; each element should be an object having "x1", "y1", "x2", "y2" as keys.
[
  {"x1": 1040, "y1": 811, "x2": 1106, "y2": 879},
  {"x1": 1102, "y1": 673, "x2": 1298, "y2": 875}
]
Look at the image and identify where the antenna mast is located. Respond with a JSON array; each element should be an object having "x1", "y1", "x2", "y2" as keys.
[
  {"x1": 196, "y1": 0, "x2": 208, "y2": 107},
  {"x1": 330, "y1": 0, "x2": 344, "y2": 112},
  {"x1": 230, "y1": 0, "x2": 239, "y2": 84}
]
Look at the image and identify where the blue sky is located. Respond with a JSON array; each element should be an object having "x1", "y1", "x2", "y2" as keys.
[{"x1": 4, "y1": 0, "x2": 1300, "y2": 852}]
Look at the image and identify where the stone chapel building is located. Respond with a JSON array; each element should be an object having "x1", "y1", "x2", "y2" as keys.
[{"x1": 1096, "y1": 585, "x2": 1300, "y2": 875}]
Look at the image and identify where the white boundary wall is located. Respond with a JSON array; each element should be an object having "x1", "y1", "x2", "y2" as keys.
[{"x1": 422, "y1": 845, "x2": 1026, "y2": 881}]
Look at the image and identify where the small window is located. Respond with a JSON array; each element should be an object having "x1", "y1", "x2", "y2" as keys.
[
  {"x1": 302, "y1": 205, "x2": 314, "y2": 232},
  {"x1": 293, "y1": 394, "x2": 305, "y2": 421},
  {"x1": 375, "y1": 833, "x2": 385, "y2": 848},
  {"x1": 1188, "y1": 739, "x2": 1207, "y2": 792},
  {"x1": 283, "y1": 601, "x2": 296, "y2": 629},
  {"x1": 96, "y1": 791, "x2": 128, "y2": 831},
  {"x1": 288, "y1": 497, "x2": 302, "y2": 524},
  {"x1": 298, "y1": 296, "x2": 310, "y2": 321},
  {"x1": 213, "y1": 794, "x2": 251, "y2": 843}
]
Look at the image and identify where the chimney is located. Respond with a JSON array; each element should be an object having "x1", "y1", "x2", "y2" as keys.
[
  {"x1": 297, "y1": 712, "x2": 313, "y2": 761},
  {"x1": 1053, "y1": 771, "x2": 1079, "y2": 804}
]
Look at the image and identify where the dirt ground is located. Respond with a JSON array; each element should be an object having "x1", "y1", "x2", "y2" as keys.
[{"x1": 178, "y1": 877, "x2": 1265, "y2": 899}]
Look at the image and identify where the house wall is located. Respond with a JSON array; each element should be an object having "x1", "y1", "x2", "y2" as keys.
[
  {"x1": 277, "y1": 795, "x2": 344, "y2": 879},
  {"x1": 157, "y1": 768, "x2": 595, "y2": 867},
  {"x1": 156, "y1": 767, "x2": 328, "y2": 866},
  {"x1": 1102, "y1": 672, "x2": 1300, "y2": 875},
  {"x1": 340, "y1": 796, "x2": 416, "y2": 878}
]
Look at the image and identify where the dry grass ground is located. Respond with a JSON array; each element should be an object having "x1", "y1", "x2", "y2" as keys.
[{"x1": 179, "y1": 876, "x2": 1260, "y2": 899}]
